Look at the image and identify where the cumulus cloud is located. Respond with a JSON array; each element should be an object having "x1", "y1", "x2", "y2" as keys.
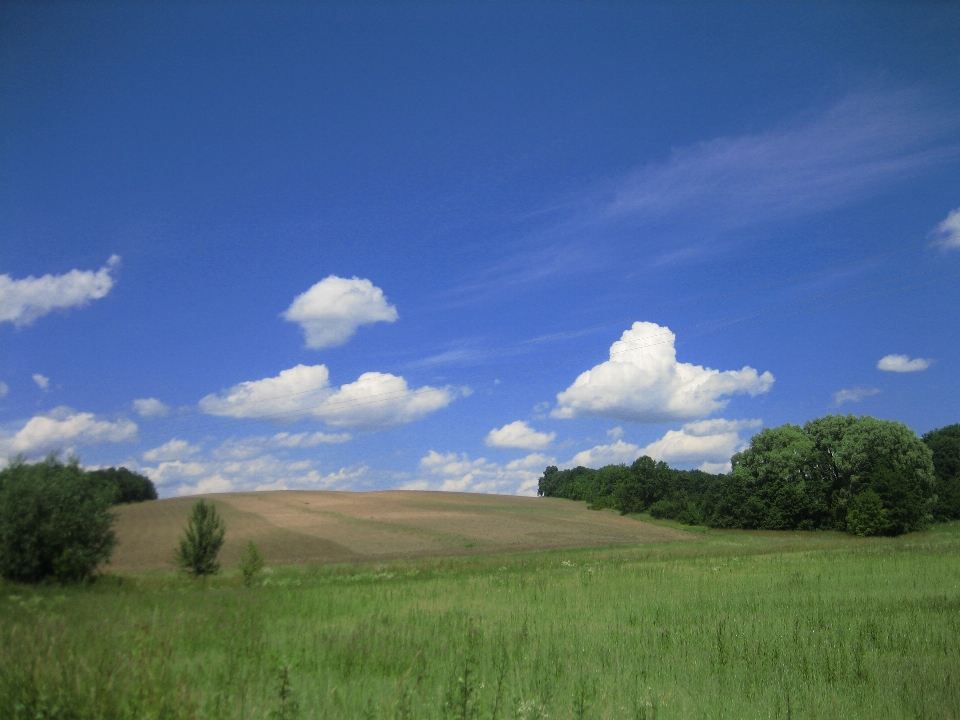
[
  {"x1": 199, "y1": 364, "x2": 458, "y2": 430},
  {"x1": 607, "y1": 426, "x2": 625, "y2": 439},
  {"x1": 282, "y1": 276, "x2": 398, "y2": 349},
  {"x1": 32, "y1": 374, "x2": 50, "y2": 390},
  {"x1": 833, "y1": 386, "x2": 881, "y2": 405},
  {"x1": 932, "y1": 206, "x2": 960, "y2": 249},
  {"x1": 143, "y1": 438, "x2": 201, "y2": 462},
  {"x1": 0, "y1": 255, "x2": 120, "y2": 327},
  {"x1": 0, "y1": 407, "x2": 137, "y2": 459},
  {"x1": 877, "y1": 354, "x2": 933, "y2": 373},
  {"x1": 568, "y1": 418, "x2": 761, "y2": 473},
  {"x1": 406, "y1": 450, "x2": 554, "y2": 496},
  {"x1": 553, "y1": 322, "x2": 774, "y2": 423},
  {"x1": 485, "y1": 421, "x2": 555, "y2": 450},
  {"x1": 133, "y1": 398, "x2": 170, "y2": 418}
]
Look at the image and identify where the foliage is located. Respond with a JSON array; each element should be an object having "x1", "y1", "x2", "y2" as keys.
[
  {"x1": 846, "y1": 490, "x2": 888, "y2": 537},
  {"x1": 174, "y1": 499, "x2": 226, "y2": 576},
  {"x1": 539, "y1": 414, "x2": 942, "y2": 536},
  {"x1": 923, "y1": 423, "x2": 960, "y2": 520},
  {"x1": 3, "y1": 526, "x2": 960, "y2": 718},
  {"x1": 240, "y1": 541, "x2": 265, "y2": 586},
  {"x1": 87, "y1": 467, "x2": 157, "y2": 504},
  {"x1": 0, "y1": 455, "x2": 117, "y2": 583}
]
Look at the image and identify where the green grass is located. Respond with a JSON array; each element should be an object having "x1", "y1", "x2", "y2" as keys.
[{"x1": 3, "y1": 523, "x2": 960, "y2": 719}]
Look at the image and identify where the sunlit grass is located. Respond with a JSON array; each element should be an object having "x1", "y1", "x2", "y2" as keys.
[{"x1": 3, "y1": 522, "x2": 959, "y2": 719}]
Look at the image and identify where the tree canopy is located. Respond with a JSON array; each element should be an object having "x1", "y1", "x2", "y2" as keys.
[{"x1": 539, "y1": 415, "x2": 942, "y2": 537}]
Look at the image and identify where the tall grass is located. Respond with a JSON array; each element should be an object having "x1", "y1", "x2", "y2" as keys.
[{"x1": 2, "y1": 523, "x2": 959, "y2": 719}]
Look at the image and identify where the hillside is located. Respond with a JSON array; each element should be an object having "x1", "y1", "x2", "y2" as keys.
[{"x1": 108, "y1": 490, "x2": 693, "y2": 572}]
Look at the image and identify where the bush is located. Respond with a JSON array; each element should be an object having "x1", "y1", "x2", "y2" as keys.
[
  {"x1": 175, "y1": 499, "x2": 226, "y2": 576},
  {"x1": 240, "y1": 541, "x2": 264, "y2": 586},
  {"x1": 0, "y1": 455, "x2": 117, "y2": 583}
]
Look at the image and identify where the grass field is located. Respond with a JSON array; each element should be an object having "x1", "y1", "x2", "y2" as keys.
[{"x1": 2, "y1": 496, "x2": 959, "y2": 719}]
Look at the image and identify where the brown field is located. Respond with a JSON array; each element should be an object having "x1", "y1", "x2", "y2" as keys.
[{"x1": 109, "y1": 490, "x2": 694, "y2": 572}]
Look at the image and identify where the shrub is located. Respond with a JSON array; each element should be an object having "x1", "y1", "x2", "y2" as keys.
[
  {"x1": 174, "y1": 499, "x2": 226, "y2": 576},
  {"x1": 0, "y1": 455, "x2": 117, "y2": 583},
  {"x1": 240, "y1": 541, "x2": 264, "y2": 586}
]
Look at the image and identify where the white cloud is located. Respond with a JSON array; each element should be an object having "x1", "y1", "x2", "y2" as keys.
[
  {"x1": 32, "y1": 374, "x2": 50, "y2": 390},
  {"x1": 568, "y1": 418, "x2": 761, "y2": 472},
  {"x1": 553, "y1": 322, "x2": 774, "y2": 423},
  {"x1": 271, "y1": 431, "x2": 352, "y2": 447},
  {"x1": 0, "y1": 381, "x2": 7, "y2": 399},
  {"x1": 833, "y1": 386, "x2": 881, "y2": 405},
  {"x1": 408, "y1": 450, "x2": 554, "y2": 496},
  {"x1": 0, "y1": 407, "x2": 137, "y2": 458},
  {"x1": 607, "y1": 426, "x2": 624, "y2": 439},
  {"x1": 143, "y1": 438, "x2": 201, "y2": 462},
  {"x1": 199, "y1": 364, "x2": 458, "y2": 430},
  {"x1": 877, "y1": 354, "x2": 933, "y2": 373},
  {"x1": 133, "y1": 398, "x2": 170, "y2": 418},
  {"x1": 282, "y1": 276, "x2": 398, "y2": 349},
  {"x1": 139, "y1": 444, "x2": 366, "y2": 497},
  {"x1": 0, "y1": 255, "x2": 120, "y2": 327},
  {"x1": 932, "y1": 206, "x2": 960, "y2": 249},
  {"x1": 569, "y1": 439, "x2": 640, "y2": 468},
  {"x1": 485, "y1": 420, "x2": 555, "y2": 450}
]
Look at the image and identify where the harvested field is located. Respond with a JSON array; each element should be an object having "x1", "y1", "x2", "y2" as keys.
[{"x1": 109, "y1": 490, "x2": 693, "y2": 571}]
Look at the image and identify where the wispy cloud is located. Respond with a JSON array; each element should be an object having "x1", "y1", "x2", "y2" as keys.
[
  {"x1": 586, "y1": 90, "x2": 957, "y2": 238},
  {"x1": 448, "y1": 89, "x2": 958, "y2": 300},
  {"x1": 833, "y1": 386, "x2": 881, "y2": 405}
]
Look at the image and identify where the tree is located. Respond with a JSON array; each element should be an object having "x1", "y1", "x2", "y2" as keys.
[
  {"x1": 240, "y1": 541, "x2": 264, "y2": 586},
  {"x1": 0, "y1": 455, "x2": 117, "y2": 583},
  {"x1": 833, "y1": 416, "x2": 934, "y2": 535},
  {"x1": 175, "y1": 499, "x2": 226, "y2": 576},
  {"x1": 923, "y1": 423, "x2": 960, "y2": 521},
  {"x1": 87, "y1": 467, "x2": 157, "y2": 504}
]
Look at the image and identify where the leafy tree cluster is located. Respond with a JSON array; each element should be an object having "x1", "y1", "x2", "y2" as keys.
[
  {"x1": 923, "y1": 423, "x2": 960, "y2": 521},
  {"x1": 539, "y1": 415, "x2": 943, "y2": 537},
  {"x1": 0, "y1": 456, "x2": 158, "y2": 583}
]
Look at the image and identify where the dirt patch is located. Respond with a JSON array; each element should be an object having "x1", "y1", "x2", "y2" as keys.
[{"x1": 109, "y1": 490, "x2": 695, "y2": 572}]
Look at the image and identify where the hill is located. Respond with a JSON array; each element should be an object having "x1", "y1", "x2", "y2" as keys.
[{"x1": 108, "y1": 490, "x2": 693, "y2": 572}]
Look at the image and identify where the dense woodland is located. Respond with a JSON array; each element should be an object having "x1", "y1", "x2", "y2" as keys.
[{"x1": 539, "y1": 416, "x2": 960, "y2": 536}]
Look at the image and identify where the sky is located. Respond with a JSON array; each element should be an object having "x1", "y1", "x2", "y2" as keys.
[{"x1": 1, "y1": 2, "x2": 959, "y2": 498}]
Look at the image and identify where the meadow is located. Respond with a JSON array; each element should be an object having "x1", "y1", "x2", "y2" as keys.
[{"x1": 2, "y1": 506, "x2": 959, "y2": 719}]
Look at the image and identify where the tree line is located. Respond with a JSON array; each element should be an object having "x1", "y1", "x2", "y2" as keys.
[{"x1": 539, "y1": 416, "x2": 960, "y2": 536}]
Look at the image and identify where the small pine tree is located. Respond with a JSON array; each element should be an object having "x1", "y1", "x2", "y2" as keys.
[
  {"x1": 240, "y1": 540, "x2": 264, "y2": 586},
  {"x1": 175, "y1": 499, "x2": 226, "y2": 576}
]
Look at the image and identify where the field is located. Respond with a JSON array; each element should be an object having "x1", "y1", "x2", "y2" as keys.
[
  {"x1": 108, "y1": 491, "x2": 692, "y2": 571},
  {"x1": 2, "y1": 494, "x2": 960, "y2": 720}
]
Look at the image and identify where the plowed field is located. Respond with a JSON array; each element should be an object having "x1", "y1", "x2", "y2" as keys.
[{"x1": 109, "y1": 490, "x2": 693, "y2": 571}]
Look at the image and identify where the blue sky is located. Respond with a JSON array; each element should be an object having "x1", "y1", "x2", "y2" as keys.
[{"x1": 2, "y1": 2, "x2": 958, "y2": 497}]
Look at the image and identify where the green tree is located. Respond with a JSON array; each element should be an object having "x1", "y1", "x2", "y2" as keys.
[
  {"x1": 87, "y1": 467, "x2": 157, "y2": 504},
  {"x1": 923, "y1": 423, "x2": 960, "y2": 521},
  {"x1": 240, "y1": 540, "x2": 264, "y2": 586},
  {"x1": 834, "y1": 416, "x2": 934, "y2": 535},
  {"x1": 175, "y1": 499, "x2": 226, "y2": 576},
  {"x1": 0, "y1": 455, "x2": 117, "y2": 583}
]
